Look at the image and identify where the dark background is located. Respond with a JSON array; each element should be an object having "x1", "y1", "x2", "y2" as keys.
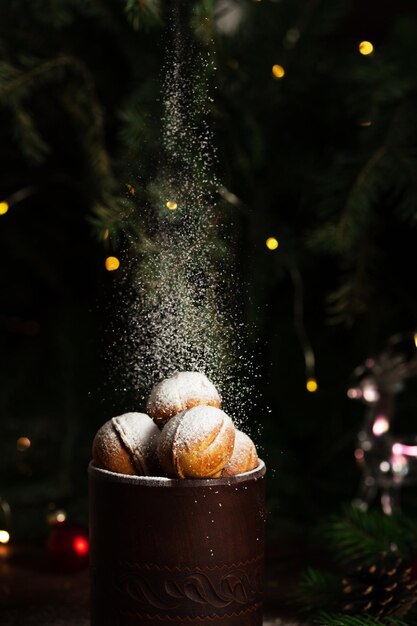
[{"x1": 1, "y1": 0, "x2": 417, "y2": 545}]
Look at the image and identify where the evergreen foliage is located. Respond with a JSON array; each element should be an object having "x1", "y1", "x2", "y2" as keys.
[
  {"x1": 2, "y1": 0, "x2": 417, "y2": 325},
  {"x1": 315, "y1": 612, "x2": 411, "y2": 626},
  {"x1": 320, "y1": 504, "x2": 417, "y2": 565},
  {"x1": 295, "y1": 505, "x2": 417, "y2": 623}
]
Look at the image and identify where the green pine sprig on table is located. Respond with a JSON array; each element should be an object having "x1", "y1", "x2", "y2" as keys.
[
  {"x1": 294, "y1": 505, "x2": 417, "y2": 624},
  {"x1": 315, "y1": 611, "x2": 411, "y2": 626}
]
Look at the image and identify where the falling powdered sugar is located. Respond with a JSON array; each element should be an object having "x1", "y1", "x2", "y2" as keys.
[{"x1": 107, "y1": 5, "x2": 261, "y2": 429}]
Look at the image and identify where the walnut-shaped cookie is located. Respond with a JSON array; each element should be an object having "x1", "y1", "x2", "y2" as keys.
[
  {"x1": 92, "y1": 412, "x2": 160, "y2": 475},
  {"x1": 157, "y1": 405, "x2": 235, "y2": 478},
  {"x1": 147, "y1": 371, "x2": 221, "y2": 427},
  {"x1": 221, "y1": 430, "x2": 259, "y2": 477}
]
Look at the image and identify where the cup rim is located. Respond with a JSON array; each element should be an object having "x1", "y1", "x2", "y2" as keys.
[{"x1": 88, "y1": 459, "x2": 266, "y2": 488}]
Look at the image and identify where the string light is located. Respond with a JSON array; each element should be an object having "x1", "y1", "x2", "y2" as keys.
[
  {"x1": 0, "y1": 187, "x2": 36, "y2": 218},
  {"x1": 16, "y1": 436, "x2": 31, "y2": 452},
  {"x1": 103, "y1": 229, "x2": 110, "y2": 240},
  {"x1": 392, "y1": 443, "x2": 417, "y2": 457},
  {"x1": 126, "y1": 184, "x2": 136, "y2": 196},
  {"x1": 355, "y1": 448, "x2": 365, "y2": 461},
  {"x1": 272, "y1": 64, "x2": 285, "y2": 79},
  {"x1": 0, "y1": 530, "x2": 10, "y2": 544},
  {"x1": 347, "y1": 387, "x2": 362, "y2": 399},
  {"x1": 105, "y1": 256, "x2": 120, "y2": 272},
  {"x1": 306, "y1": 377, "x2": 318, "y2": 393},
  {"x1": 372, "y1": 416, "x2": 389, "y2": 436},
  {"x1": 266, "y1": 236, "x2": 279, "y2": 250},
  {"x1": 166, "y1": 200, "x2": 178, "y2": 210},
  {"x1": 47, "y1": 509, "x2": 67, "y2": 525},
  {"x1": 359, "y1": 41, "x2": 374, "y2": 56},
  {"x1": 362, "y1": 382, "x2": 380, "y2": 403}
]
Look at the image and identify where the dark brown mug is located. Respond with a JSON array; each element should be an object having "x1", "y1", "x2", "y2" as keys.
[{"x1": 89, "y1": 460, "x2": 266, "y2": 626}]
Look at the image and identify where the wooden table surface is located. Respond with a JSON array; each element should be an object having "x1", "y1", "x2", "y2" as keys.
[{"x1": 0, "y1": 544, "x2": 309, "y2": 625}]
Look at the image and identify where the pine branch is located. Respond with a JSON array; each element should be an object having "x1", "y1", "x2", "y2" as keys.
[
  {"x1": 124, "y1": 0, "x2": 161, "y2": 31},
  {"x1": 294, "y1": 568, "x2": 342, "y2": 613},
  {"x1": 309, "y1": 146, "x2": 387, "y2": 256},
  {"x1": 315, "y1": 611, "x2": 410, "y2": 626},
  {"x1": 320, "y1": 504, "x2": 417, "y2": 567},
  {"x1": 12, "y1": 106, "x2": 50, "y2": 164},
  {"x1": 0, "y1": 51, "x2": 128, "y2": 231},
  {"x1": 338, "y1": 146, "x2": 387, "y2": 249},
  {"x1": 0, "y1": 56, "x2": 84, "y2": 99}
]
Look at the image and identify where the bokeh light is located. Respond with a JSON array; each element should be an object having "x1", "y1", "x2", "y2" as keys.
[
  {"x1": 306, "y1": 377, "x2": 318, "y2": 393},
  {"x1": 73, "y1": 536, "x2": 89, "y2": 556},
  {"x1": 47, "y1": 509, "x2": 67, "y2": 525},
  {"x1": 0, "y1": 201, "x2": 9, "y2": 215},
  {"x1": 0, "y1": 530, "x2": 10, "y2": 544},
  {"x1": 105, "y1": 256, "x2": 120, "y2": 272},
  {"x1": 272, "y1": 64, "x2": 285, "y2": 79},
  {"x1": 372, "y1": 416, "x2": 389, "y2": 436},
  {"x1": 359, "y1": 41, "x2": 374, "y2": 56},
  {"x1": 266, "y1": 237, "x2": 279, "y2": 250},
  {"x1": 16, "y1": 436, "x2": 31, "y2": 452}
]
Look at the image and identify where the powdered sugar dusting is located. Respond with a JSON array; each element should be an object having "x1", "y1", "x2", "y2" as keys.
[
  {"x1": 157, "y1": 412, "x2": 183, "y2": 475},
  {"x1": 92, "y1": 419, "x2": 120, "y2": 462},
  {"x1": 222, "y1": 429, "x2": 258, "y2": 476},
  {"x1": 112, "y1": 412, "x2": 160, "y2": 474},
  {"x1": 157, "y1": 405, "x2": 235, "y2": 478},
  {"x1": 174, "y1": 406, "x2": 231, "y2": 451},
  {"x1": 147, "y1": 371, "x2": 221, "y2": 418}
]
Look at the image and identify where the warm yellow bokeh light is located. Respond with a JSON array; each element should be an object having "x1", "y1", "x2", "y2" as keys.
[
  {"x1": 105, "y1": 256, "x2": 120, "y2": 272},
  {"x1": 0, "y1": 201, "x2": 9, "y2": 215},
  {"x1": 16, "y1": 436, "x2": 31, "y2": 452},
  {"x1": 414, "y1": 332, "x2": 417, "y2": 348},
  {"x1": 103, "y1": 228, "x2": 110, "y2": 240},
  {"x1": 126, "y1": 184, "x2": 136, "y2": 196},
  {"x1": 306, "y1": 378, "x2": 318, "y2": 393},
  {"x1": 47, "y1": 509, "x2": 67, "y2": 525},
  {"x1": 166, "y1": 200, "x2": 178, "y2": 210},
  {"x1": 0, "y1": 530, "x2": 10, "y2": 544},
  {"x1": 266, "y1": 237, "x2": 279, "y2": 251},
  {"x1": 359, "y1": 120, "x2": 372, "y2": 127},
  {"x1": 272, "y1": 64, "x2": 285, "y2": 79},
  {"x1": 359, "y1": 41, "x2": 374, "y2": 56}
]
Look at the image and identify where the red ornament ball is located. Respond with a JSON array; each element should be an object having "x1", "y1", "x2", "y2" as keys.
[{"x1": 46, "y1": 522, "x2": 89, "y2": 572}]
